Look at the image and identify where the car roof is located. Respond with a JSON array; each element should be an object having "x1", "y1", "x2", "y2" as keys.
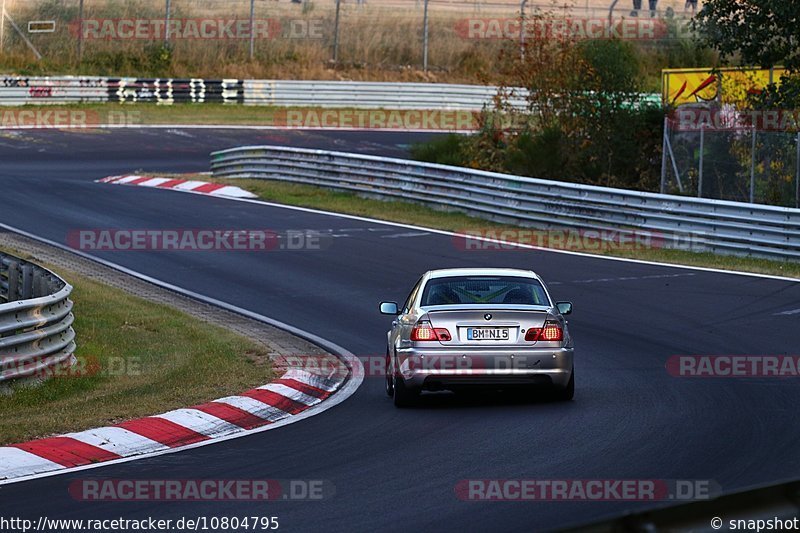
[{"x1": 425, "y1": 268, "x2": 540, "y2": 280}]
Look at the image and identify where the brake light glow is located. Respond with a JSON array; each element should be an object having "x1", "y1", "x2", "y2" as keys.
[
  {"x1": 525, "y1": 321, "x2": 563, "y2": 342},
  {"x1": 540, "y1": 321, "x2": 563, "y2": 341},
  {"x1": 411, "y1": 325, "x2": 436, "y2": 341},
  {"x1": 411, "y1": 322, "x2": 451, "y2": 341}
]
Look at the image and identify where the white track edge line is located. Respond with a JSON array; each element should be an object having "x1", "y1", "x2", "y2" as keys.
[{"x1": 124, "y1": 183, "x2": 800, "y2": 284}]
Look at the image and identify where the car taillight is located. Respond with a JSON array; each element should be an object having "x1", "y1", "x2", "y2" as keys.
[
  {"x1": 524, "y1": 328, "x2": 541, "y2": 341},
  {"x1": 434, "y1": 328, "x2": 452, "y2": 341},
  {"x1": 540, "y1": 321, "x2": 563, "y2": 341},
  {"x1": 525, "y1": 321, "x2": 563, "y2": 342},
  {"x1": 411, "y1": 322, "x2": 451, "y2": 341}
]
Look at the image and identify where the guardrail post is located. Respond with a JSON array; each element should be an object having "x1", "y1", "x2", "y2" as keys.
[
  {"x1": 21, "y1": 264, "x2": 33, "y2": 300},
  {"x1": 34, "y1": 271, "x2": 46, "y2": 298},
  {"x1": 332, "y1": 0, "x2": 341, "y2": 64},
  {"x1": 697, "y1": 123, "x2": 704, "y2": 198},
  {"x1": 7, "y1": 260, "x2": 18, "y2": 302},
  {"x1": 750, "y1": 126, "x2": 757, "y2": 203},
  {"x1": 422, "y1": 0, "x2": 430, "y2": 72}
]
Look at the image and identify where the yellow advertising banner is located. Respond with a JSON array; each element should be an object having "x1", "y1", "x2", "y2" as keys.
[{"x1": 662, "y1": 67, "x2": 787, "y2": 107}]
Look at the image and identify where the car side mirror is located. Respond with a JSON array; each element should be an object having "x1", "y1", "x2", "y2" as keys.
[
  {"x1": 556, "y1": 301, "x2": 573, "y2": 315},
  {"x1": 379, "y1": 301, "x2": 399, "y2": 315}
]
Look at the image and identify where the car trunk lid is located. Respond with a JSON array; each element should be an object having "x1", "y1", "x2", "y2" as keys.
[{"x1": 426, "y1": 307, "x2": 549, "y2": 345}]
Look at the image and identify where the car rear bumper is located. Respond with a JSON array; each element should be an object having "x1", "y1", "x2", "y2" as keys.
[{"x1": 394, "y1": 346, "x2": 574, "y2": 389}]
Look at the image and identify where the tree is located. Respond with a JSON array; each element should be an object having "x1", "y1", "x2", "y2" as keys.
[
  {"x1": 467, "y1": 16, "x2": 663, "y2": 189},
  {"x1": 695, "y1": 0, "x2": 800, "y2": 72}
]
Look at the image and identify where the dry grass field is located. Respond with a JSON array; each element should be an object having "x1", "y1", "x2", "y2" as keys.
[{"x1": 0, "y1": 0, "x2": 703, "y2": 83}]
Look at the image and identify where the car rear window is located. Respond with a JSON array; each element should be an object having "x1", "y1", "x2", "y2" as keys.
[{"x1": 420, "y1": 276, "x2": 549, "y2": 306}]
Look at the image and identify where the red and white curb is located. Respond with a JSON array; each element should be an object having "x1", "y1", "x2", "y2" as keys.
[
  {"x1": 0, "y1": 369, "x2": 344, "y2": 483},
  {"x1": 97, "y1": 175, "x2": 256, "y2": 199}
]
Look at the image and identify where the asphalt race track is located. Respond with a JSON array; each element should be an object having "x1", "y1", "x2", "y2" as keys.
[{"x1": 1, "y1": 128, "x2": 799, "y2": 532}]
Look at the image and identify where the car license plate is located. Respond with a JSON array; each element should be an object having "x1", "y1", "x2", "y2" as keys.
[{"x1": 467, "y1": 327, "x2": 509, "y2": 340}]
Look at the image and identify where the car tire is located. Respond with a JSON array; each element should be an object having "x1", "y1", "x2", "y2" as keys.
[
  {"x1": 554, "y1": 368, "x2": 575, "y2": 401},
  {"x1": 385, "y1": 350, "x2": 394, "y2": 397},
  {"x1": 393, "y1": 373, "x2": 419, "y2": 408}
]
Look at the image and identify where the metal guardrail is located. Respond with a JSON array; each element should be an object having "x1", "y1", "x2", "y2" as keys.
[
  {"x1": 0, "y1": 76, "x2": 521, "y2": 109},
  {"x1": 210, "y1": 146, "x2": 800, "y2": 261},
  {"x1": 0, "y1": 76, "x2": 243, "y2": 106},
  {"x1": 0, "y1": 76, "x2": 659, "y2": 110},
  {"x1": 242, "y1": 80, "x2": 528, "y2": 110},
  {"x1": 0, "y1": 251, "x2": 76, "y2": 384}
]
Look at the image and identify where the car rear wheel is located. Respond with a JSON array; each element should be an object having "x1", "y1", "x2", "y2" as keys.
[
  {"x1": 554, "y1": 368, "x2": 575, "y2": 401},
  {"x1": 393, "y1": 374, "x2": 419, "y2": 408}
]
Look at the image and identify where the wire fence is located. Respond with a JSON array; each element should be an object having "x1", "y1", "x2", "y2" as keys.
[
  {"x1": 662, "y1": 119, "x2": 800, "y2": 208},
  {"x1": 0, "y1": 0, "x2": 699, "y2": 72}
]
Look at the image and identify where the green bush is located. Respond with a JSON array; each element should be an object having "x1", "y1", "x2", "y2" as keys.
[
  {"x1": 409, "y1": 134, "x2": 468, "y2": 167},
  {"x1": 410, "y1": 35, "x2": 667, "y2": 192}
]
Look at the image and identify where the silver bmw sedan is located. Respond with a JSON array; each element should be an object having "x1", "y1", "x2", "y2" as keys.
[{"x1": 380, "y1": 268, "x2": 574, "y2": 407}]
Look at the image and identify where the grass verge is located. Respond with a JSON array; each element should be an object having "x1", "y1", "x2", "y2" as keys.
[
  {"x1": 208, "y1": 177, "x2": 800, "y2": 279},
  {"x1": 0, "y1": 250, "x2": 273, "y2": 445}
]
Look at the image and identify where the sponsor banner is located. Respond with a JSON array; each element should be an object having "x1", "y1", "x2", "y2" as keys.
[
  {"x1": 0, "y1": 76, "x2": 246, "y2": 105},
  {"x1": 0, "y1": 76, "x2": 108, "y2": 105},
  {"x1": 662, "y1": 67, "x2": 789, "y2": 107},
  {"x1": 107, "y1": 78, "x2": 245, "y2": 104}
]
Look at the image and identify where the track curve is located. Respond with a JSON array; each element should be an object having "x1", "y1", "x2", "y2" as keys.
[{"x1": 1, "y1": 128, "x2": 798, "y2": 532}]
